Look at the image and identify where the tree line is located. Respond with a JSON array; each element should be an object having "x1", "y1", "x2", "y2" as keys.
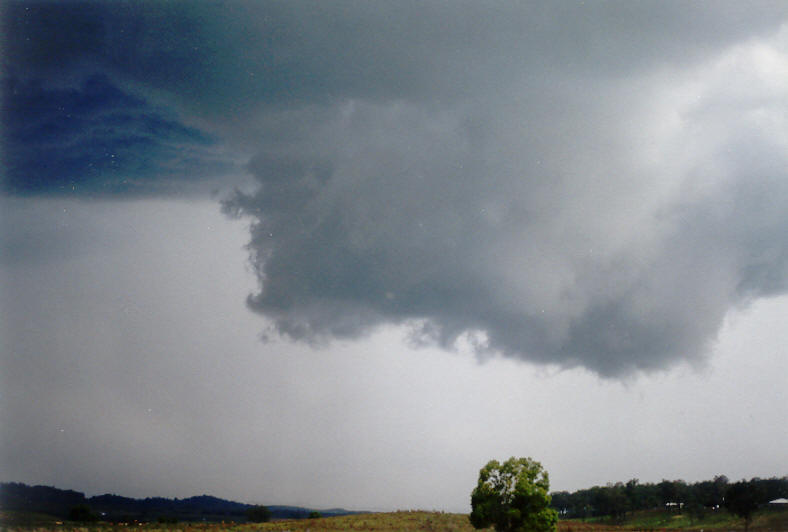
[
  {"x1": 0, "y1": 482, "x2": 356, "y2": 523},
  {"x1": 468, "y1": 457, "x2": 788, "y2": 532},
  {"x1": 550, "y1": 475, "x2": 788, "y2": 521}
]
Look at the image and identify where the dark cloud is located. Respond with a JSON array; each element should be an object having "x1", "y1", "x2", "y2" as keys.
[
  {"x1": 3, "y1": 1, "x2": 787, "y2": 375},
  {"x1": 223, "y1": 40, "x2": 788, "y2": 376},
  {"x1": 5, "y1": 2, "x2": 787, "y2": 116}
]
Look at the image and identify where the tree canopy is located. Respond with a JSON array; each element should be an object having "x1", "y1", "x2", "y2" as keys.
[
  {"x1": 67, "y1": 504, "x2": 98, "y2": 522},
  {"x1": 550, "y1": 475, "x2": 787, "y2": 521},
  {"x1": 245, "y1": 504, "x2": 272, "y2": 523},
  {"x1": 724, "y1": 480, "x2": 764, "y2": 532},
  {"x1": 470, "y1": 456, "x2": 558, "y2": 532}
]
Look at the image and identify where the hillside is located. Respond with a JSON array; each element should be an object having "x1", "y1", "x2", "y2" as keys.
[{"x1": 0, "y1": 482, "x2": 360, "y2": 523}]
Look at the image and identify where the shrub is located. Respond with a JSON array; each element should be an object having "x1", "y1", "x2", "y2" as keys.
[{"x1": 246, "y1": 504, "x2": 272, "y2": 523}]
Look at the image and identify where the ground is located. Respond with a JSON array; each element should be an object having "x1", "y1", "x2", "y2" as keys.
[{"x1": 2, "y1": 508, "x2": 787, "y2": 531}]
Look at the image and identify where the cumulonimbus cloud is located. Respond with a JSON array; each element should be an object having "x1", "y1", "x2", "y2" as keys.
[
  {"x1": 224, "y1": 27, "x2": 788, "y2": 377},
  {"x1": 5, "y1": 2, "x2": 787, "y2": 376}
]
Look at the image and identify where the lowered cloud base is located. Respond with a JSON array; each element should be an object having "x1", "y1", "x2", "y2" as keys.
[
  {"x1": 224, "y1": 27, "x2": 788, "y2": 376},
  {"x1": 4, "y1": 2, "x2": 788, "y2": 377}
]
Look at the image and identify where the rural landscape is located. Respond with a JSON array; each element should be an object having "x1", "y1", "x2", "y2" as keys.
[
  {"x1": 2, "y1": 470, "x2": 787, "y2": 531},
  {"x1": 2, "y1": 3, "x2": 787, "y2": 532}
]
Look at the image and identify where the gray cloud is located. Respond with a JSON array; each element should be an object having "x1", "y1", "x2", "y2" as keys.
[
  {"x1": 4, "y1": 2, "x2": 787, "y2": 376},
  {"x1": 223, "y1": 22, "x2": 788, "y2": 376},
  {"x1": 2, "y1": 3, "x2": 788, "y2": 508},
  {"x1": 6, "y1": 2, "x2": 786, "y2": 124}
]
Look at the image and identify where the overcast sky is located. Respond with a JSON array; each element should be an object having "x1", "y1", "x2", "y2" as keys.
[{"x1": 1, "y1": 1, "x2": 787, "y2": 513}]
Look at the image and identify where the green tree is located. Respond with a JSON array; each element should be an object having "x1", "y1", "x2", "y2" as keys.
[
  {"x1": 246, "y1": 505, "x2": 272, "y2": 523},
  {"x1": 309, "y1": 511, "x2": 322, "y2": 519},
  {"x1": 685, "y1": 500, "x2": 706, "y2": 524},
  {"x1": 67, "y1": 504, "x2": 98, "y2": 522},
  {"x1": 470, "y1": 456, "x2": 558, "y2": 532},
  {"x1": 724, "y1": 480, "x2": 763, "y2": 532}
]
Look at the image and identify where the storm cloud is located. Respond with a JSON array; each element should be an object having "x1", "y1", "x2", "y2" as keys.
[
  {"x1": 223, "y1": 57, "x2": 788, "y2": 376},
  {"x1": 4, "y1": 1, "x2": 788, "y2": 376},
  {"x1": 217, "y1": 4, "x2": 788, "y2": 377}
]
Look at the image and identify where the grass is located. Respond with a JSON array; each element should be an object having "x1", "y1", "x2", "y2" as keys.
[
  {"x1": 251, "y1": 510, "x2": 480, "y2": 531},
  {"x1": 1, "y1": 510, "x2": 68, "y2": 527},
  {"x1": 614, "y1": 508, "x2": 738, "y2": 529},
  {"x1": 563, "y1": 507, "x2": 788, "y2": 531},
  {"x1": 2, "y1": 508, "x2": 787, "y2": 532},
  {"x1": 0, "y1": 511, "x2": 482, "y2": 532}
]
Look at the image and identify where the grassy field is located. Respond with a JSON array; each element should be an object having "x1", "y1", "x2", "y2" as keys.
[
  {"x1": 4, "y1": 510, "x2": 477, "y2": 532},
  {"x1": 563, "y1": 507, "x2": 788, "y2": 532},
  {"x1": 3, "y1": 508, "x2": 787, "y2": 532}
]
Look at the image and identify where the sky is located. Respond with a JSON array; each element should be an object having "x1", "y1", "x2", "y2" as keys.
[{"x1": 1, "y1": 1, "x2": 787, "y2": 513}]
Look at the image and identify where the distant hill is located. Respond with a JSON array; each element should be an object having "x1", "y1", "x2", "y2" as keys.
[{"x1": 0, "y1": 482, "x2": 362, "y2": 522}]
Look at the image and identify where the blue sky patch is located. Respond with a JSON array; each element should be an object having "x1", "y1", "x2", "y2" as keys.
[{"x1": 2, "y1": 74, "x2": 234, "y2": 197}]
